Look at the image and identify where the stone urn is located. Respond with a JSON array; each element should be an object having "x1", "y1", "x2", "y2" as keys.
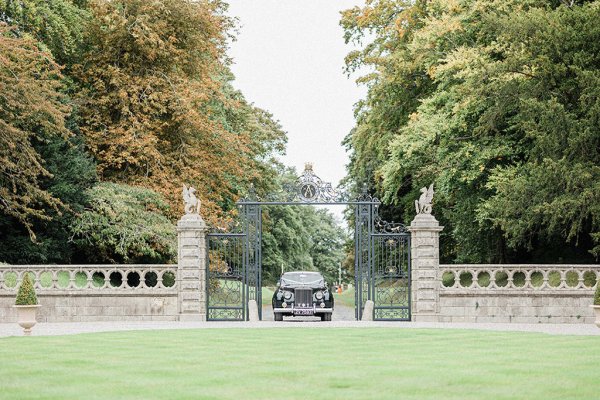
[
  {"x1": 14, "y1": 305, "x2": 41, "y2": 336},
  {"x1": 590, "y1": 305, "x2": 600, "y2": 329}
]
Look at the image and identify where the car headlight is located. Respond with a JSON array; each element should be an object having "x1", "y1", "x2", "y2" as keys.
[
  {"x1": 315, "y1": 290, "x2": 323, "y2": 300},
  {"x1": 284, "y1": 291, "x2": 292, "y2": 300}
]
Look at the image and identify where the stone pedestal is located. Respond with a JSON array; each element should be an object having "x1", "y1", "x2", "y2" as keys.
[
  {"x1": 177, "y1": 213, "x2": 208, "y2": 321},
  {"x1": 408, "y1": 213, "x2": 443, "y2": 322}
]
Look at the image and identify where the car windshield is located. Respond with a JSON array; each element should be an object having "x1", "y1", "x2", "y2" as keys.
[{"x1": 280, "y1": 272, "x2": 324, "y2": 286}]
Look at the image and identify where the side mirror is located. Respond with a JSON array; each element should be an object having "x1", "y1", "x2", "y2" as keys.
[{"x1": 276, "y1": 281, "x2": 280, "y2": 287}]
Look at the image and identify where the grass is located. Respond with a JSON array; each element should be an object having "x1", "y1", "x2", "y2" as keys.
[
  {"x1": 334, "y1": 287, "x2": 356, "y2": 307},
  {"x1": 1, "y1": 328, "x2": 598, "y2": 400},
  {"x1": 261, "y1": 286, "x2": 275, "y2": 305}
]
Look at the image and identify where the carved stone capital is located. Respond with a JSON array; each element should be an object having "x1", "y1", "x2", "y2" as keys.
[
  {"x1": 177, "y1": 213, "x2": 207, "y2": 231},
  {"x1": 408, "y1": 213, "x2": 443, "y2": 231}
]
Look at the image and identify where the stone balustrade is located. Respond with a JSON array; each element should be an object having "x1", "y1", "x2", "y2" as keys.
[
  {"x1": 0, "y1": 204, "x2": 205, "y2": 323},
  {"x1": 437, "y1": 264, "x2": 599, "y2": 324},
  {"x1": 440, "y1": 264, "x2": 599, "y2": 291},
  {"x1": 0, "y1": 265, "x2": 180, "y2": 322},
  {"x1": 0, "y1": 264, "x2": 178, "y2": 292}
]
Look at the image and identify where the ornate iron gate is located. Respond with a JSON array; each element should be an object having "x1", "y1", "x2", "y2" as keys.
[
  {"x1": 207, "y1": 164, "x2": 411, "y2": 321},
  {"x1": 207, "y1": 232, "x2": 245, "y2": 320},
  {"x1": 207, "y1": 203, "x2": 262, "y2": 321},
  {"x1": 371, "y1": 219, "x2": 411, "y2": 320},
  {"x1": 355, "y1": 200, "x2": 410, "y2": 321}
]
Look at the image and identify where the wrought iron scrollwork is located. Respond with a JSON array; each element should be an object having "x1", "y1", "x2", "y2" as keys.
[
  {"x1": 242, "y1": 163, "x2": 364, "y2": 203},
  {"x1": 207, "y1": 232, "x2": 245, "y2": 321},
  {"x1": 371, "y1": 232, "x2": 411, "y2": 321},
  {"x1": 356, "y1": 183, "x2": 379, "y2": 203},
  {"x1": 372, "y1": 203, "x2": 408, "y2": 234},
  {"x1": 209, "y1": 219, "x2": 244, "y2": 234},
  {"x1": 374, "y1": 217, "x2": 408, "y2": 234}
]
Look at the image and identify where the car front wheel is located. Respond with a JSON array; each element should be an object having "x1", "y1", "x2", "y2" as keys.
[{"x1": 274, "y1": 313, "x2": 283, "y2": 321}]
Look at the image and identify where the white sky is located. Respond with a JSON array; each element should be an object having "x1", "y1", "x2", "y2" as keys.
[{"x1": 226, "y1": 0, "x2": 367, "y2": 211}]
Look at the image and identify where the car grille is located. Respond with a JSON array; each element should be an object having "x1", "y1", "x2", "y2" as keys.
[{"x1": 295, "y1": 288, "x2": 312, "y2": 308}]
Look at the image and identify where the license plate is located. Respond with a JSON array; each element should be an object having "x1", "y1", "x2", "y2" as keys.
[{"x1": 293, "y1": 309, "x2": 313, "y2": 316}]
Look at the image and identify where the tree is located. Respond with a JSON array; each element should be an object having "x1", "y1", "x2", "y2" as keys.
[
  {"x1": 342, "y1": 0, "x2": 600, "y2": 262},
  {"x1": 0, "y1": 0, "x2": 287, "y2": 264},
  {"x1": 69, "y1": 182, "x2": 176, "y2": 263},
  {"x1": 306, "y1": 209, "x2": 347, "y2": 284},
  {"x1": 0, "y1": 0, "x2": 89, "y2": 67},
  {"x1": 0, "y1": 23, "x2": 71, "y2": 239},
  {"x1": 74, "y1": 0, "x2": 286, "y2": 225},
  {"x1": 262, "y1": 205, "x2": 314, "y2": 283},
  {"x1": 0, "y1": 136, "x2": 97, "y2": 264},
  {"x1": 340, "y1": 0, "x2": 432, "y2": 208},
  {"x1": 207, "y1": 75, "x2": 287, "y2": 212}
]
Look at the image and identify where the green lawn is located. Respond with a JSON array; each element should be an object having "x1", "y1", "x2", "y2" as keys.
[
  {"x1": 334, "y1": 287, "x2": 356, "y2": 307},
  {"x1": 1, "y1": 328, "x2": 599, "y2": 400},
  {"x1": 261, "y1": 286, "x2": 275, "y2": 305}
]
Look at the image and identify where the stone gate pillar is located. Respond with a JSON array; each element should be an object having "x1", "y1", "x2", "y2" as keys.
[
  {"x1": 177, "y1": 212, "x2": 208, "y2": 321},
  {"x1": 408, "y1": 185, "x2": 443, "y2": 322}
]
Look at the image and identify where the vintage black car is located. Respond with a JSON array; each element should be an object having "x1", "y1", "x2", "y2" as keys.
[{"x1": 272, "y1": 271, "x2": 334, "y2": 321}]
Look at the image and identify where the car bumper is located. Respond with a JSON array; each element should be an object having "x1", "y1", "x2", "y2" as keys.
[{"x1": 273, "y1": 307, "x2": 333, "y2": 314}]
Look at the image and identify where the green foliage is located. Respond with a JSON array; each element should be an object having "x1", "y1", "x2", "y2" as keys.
[
  {"x1": 262, "y1": 205, "x2": 314, "y2": 280},
  {"x1": 342, "y1": 0, "x2": 600, "y2": 262},
  {"x1": 0, "y1": 23, "x2": 71, "y2": 239},
  {"x1": 262, "y1": 206, "x2": 347, "y2": 285},
  {"x1": 594, "y1": 282, "x2": 600, "y2": 306},
  {"x1": 207, "y1": 75, "x2": 287, "y2": 213},
  {"x1": 0, "y1": 136, "x2": 97, "y2": 264},
  {"x1": 261, "y1": 169, "x2": 347, "y2": 285},
  {"x1": 15, "y1": 273, "x2": 37, "y2": 305},
  {"x1": 74, "y1": 0, "x2": 264, "y2": 224},
  {"x1": 69, "y1": 183, "x2": 176, "y2": 263},
  {"x1": 0, "y1": 0, "x2": 89, "y2": 67},
  {"x1": 0, "y1": 0, "x2": 287, "y2": 263},
  {"x1": 307, "y1": 209, "x2": 347, "y2": 283},
  {"x1": 0, "y1": 3, "x2": 97, "y2": 264}
]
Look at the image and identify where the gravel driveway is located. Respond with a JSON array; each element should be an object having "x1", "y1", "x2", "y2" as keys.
[{"x1": 1, "y1": 319, "x2": 598, "y2": 337}]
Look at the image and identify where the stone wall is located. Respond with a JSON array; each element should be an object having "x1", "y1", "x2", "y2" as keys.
[
  {"x1": 438, "y1": 292, "x2": 594, "y2": 324},
  {"x1": 0, "y1": 292, "x2": 179, "y2": 322},
  {"x1": 0, "y1": 210, "x2": 208, "y2": 323},
  {"x1": 406, "y1": 208, "x2": 599, "y2": 324},
  {"x1": 2, "y1": 207, "x2": 599, "y2": 324},
  {"x1": 0, "y1": 265, "x2": 179, "y2": 322},
  {"x1": 438, "y1": 264, "x2": 598, "y2": 323}
]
